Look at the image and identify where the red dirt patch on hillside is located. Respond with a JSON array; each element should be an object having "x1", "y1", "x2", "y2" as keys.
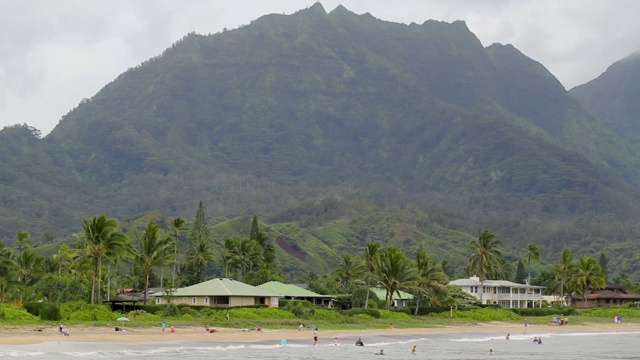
[{"x1": 276, "y1": 236, "x2": 306, "y2": 262}]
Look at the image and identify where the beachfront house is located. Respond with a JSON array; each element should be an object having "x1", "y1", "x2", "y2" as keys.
[
  {"x1": 152, "y1": 277, "x2": 282, "y2": 307},
  {"x1": 449, "y1": 276, "x2": 545, "y2": 308},
  {"x1": 257, "y1": 281, "x2": 335, "y2": 308},
  {"x1": 369, "y1": 287, "x2": 414, "y2": 309},
  {"x1": 570, "y1": 283, "x2": 640, "y2": 308}
]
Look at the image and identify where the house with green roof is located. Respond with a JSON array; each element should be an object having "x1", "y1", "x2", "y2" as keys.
[
  {"x1": 257, "y1": 281, "x2": 335, "y2": 308},
  {"x1": 369, "y1": 288, "x2": 414, "y2": 309},
  {"x1": 152, "y1": 278, "x2": 282, "y2": 307}
]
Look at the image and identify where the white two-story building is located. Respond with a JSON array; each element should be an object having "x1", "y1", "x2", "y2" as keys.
[{"x1": 449, "y1": 276, "x2": 545, "y2": 308}]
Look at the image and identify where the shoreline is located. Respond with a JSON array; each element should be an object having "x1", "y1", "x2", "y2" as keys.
[{"x1": 0, "y1": 322, "x2": 638, "y2": 345}]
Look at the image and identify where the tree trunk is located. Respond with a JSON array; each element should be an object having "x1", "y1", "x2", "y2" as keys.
[{"x1": 364, "y1": 284, "x2": 371, "y2": 309}]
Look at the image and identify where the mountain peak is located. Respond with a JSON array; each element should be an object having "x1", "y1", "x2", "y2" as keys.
[{"x1": 299, "y1": 2, "x2": 327, "y2": 16}]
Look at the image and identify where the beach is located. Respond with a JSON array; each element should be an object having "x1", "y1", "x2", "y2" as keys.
[
  {"x1": 1, "y1": 321, "x2": 638, "y2": 345},
  {"x1": 1, "y1": 322, "x2": 640, "y2": 359}
]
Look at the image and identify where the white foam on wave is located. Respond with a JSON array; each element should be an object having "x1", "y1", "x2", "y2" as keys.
[
  {"x1": 451, "y1": 330, "x2": 640, "y2": 343},
  {"x1": 0, "y1": 349, "x2": 45, "y2": 357}
]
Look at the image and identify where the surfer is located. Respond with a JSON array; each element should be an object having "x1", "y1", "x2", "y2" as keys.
[{"x1": 355, "y1": 338, "x2": 364, "y2": 346}]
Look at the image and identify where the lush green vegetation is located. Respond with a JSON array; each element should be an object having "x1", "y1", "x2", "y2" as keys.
[{"x1": 2, "y1": 3, "x2": 640, "y2": 292}]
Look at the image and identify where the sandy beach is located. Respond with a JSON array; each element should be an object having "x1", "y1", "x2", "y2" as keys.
[{"x1": 1, "y1": 322, "x2": 638, "y2": 345}]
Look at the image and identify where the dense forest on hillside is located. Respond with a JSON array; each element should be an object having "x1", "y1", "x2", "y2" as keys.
[{"x1": 2, "y1": 3, "x2": 640, "y2": 281}]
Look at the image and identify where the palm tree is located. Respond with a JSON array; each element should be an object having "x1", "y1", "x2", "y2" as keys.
[
  {"x1": 133, "y1": 221, "x2": 174, "y2": 303},
  {"x1": 334, "y1": 253, "x2": 364, "y2": 291},
  {"x1": 15, "y1": 248, "x2": 44, "y2": 302},
  {"x1": 235, "y1": 238, "x2": 262, "y2": 279},
  {"x1": 362, "y1": 242, "x2": 381, "y2": 309},
  {"x1": 188, "y1": 238, "x2": 214, "y2": 284},
  {"x1": 12, "y1": 230, "x2": 32, "y2": 254},
  {"x1": 413, "y1": 246, "x2": 448, "y2": 315},
  {"x1": 0, "y1": 247, "x2": 17, "y2": 303},
  {"x1": 467, "y1": 230, "x2": 503, "y2": 303},
  {"x1": 375, "y1": 247, "x2": 417, "y2": 309},
  {"x1": 53, "y1": 243, "x2": 80, "y2": 277},
  {"x1": 171, "y1": 217, "x2": 185, "y2": 287},
  {"x1": 524, "y1": 243, "x2": 541, "y2": 285},
  {"x1": 552, "y1": 248, "x2": 575, "y2": 306},
  {"x1": 572, "y1": 256, "x2": 606, "y2": 307},
  {"x1": 79, "y1": 215, "x2": 131, "y2": 304}
]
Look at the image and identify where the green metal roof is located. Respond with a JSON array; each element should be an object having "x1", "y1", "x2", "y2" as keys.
[
  {"x1": 369, "y1": 287, "x2": 414, "y2": 300},
  {"x1": 257, "y1": 281, "x2": 334, "y2": 298},
  {"x1": 152, "y1": 278, "x2": 280, "y2": 297}
]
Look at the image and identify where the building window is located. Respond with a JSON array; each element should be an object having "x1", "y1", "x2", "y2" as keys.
[
  {"x1": 156, "y1": 297, "x2": 162, "y2": 304},
  {"x1": 205, "y1": 297, "x2": 210, "y2": 304},
  {"x1": 213, "y1": 296, "x2": 230, "y2": 305},
  {"x1": 183, "y1": 297, "x2": 188, "y2": 301},
  {"x1": 192, "y1": 297, "x2": 197, "y2": 304}
]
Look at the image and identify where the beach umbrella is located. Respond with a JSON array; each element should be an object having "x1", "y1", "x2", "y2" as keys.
[{"x1": 117, "y1": 317, "x2": 130, "y2": 330}]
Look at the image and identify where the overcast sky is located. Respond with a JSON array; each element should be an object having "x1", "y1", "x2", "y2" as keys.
[{"x1": 1, "y1": 0, "x2": 638, "y2": 136}]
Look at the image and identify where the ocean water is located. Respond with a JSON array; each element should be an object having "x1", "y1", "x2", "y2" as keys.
[{"x1": 0, "y1": 330, "x2": 638, "y2": 359}]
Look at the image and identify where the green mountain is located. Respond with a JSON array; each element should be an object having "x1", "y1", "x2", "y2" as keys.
[
  {"x1": 570, "y1": 50, "x2": 640, "y2": 143},
  {"x1": 3, "y1": 3, "x2": 640, "y2": 278}
]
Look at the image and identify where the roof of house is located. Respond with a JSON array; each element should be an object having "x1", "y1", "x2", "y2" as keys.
[
  {"x1": 449, "y1": 277, "x2": 545, "y2": 289},
  {"x1": 257, "y1": 281, "x2": 334, "y2": 298},
  {"x1": 369, "y1": 287, "x2": 414, "y2": 300},
  {"x1": 571, "y1": 288, "x2": 640, "y2": 300},
  {"x1": 152, "y1": 278, "x2": 280, "y2": 297}
]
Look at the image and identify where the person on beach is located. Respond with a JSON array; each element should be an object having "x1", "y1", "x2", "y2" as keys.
[
  {"x1": 162, "y1": 321, "x2": 166, "y2": 332},
  {"x1": 524, "y1": 318, "x2": 528, "y2": 329},
  {"x1": 355, "y1": 338, "x2": 364, "y2": 346},
  {"x1": 59, "y1": 323, "x2": 64, "y2": 335},
  {"x1": 226, "y1": 310, "x2": 230, "y2": 322},
  {"x1": 170, "y1": 325, "x2": 176, "y2": 333},
  {"x1": 313, "y1": 331, "x2": 318, "y2": 346},
  {"x1": 299, "y1": 324, "x2": 304, "y2": 331},
  {"x1": 204, "y1": 325, "x2": 218, "y2": 333},
  {"x1": 389, "y1": 323, "x2": 394, "y2": 329}
]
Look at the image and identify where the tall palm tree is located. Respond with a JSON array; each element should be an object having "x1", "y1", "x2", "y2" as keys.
[
  {"x1": 133, "y1": 221, "x2": 174, "y2": 303},
  {"x1": 524, "y1": 243, "x2": 541, "y2": 285},
  {"x1": 171, "y1": 217, "x2": 185, "y2": 287},
  {"x1": 52, "y1": 244, "x2": 79, "y2": 277},
  {"x1": 0, "y1": 247, "x2": 17, "y2": 303},
  {"x1": 362, "y1": 242, "x2": 381, "y2": 309},
  {"x1": 552, "y1": 248, "x2": 575, "y2": 306},
  {"x1": 467, "y1": 230, "x2": 503, "y2": 303},
  {"x1": 413, "y1": 246, "x2": 448, "y2": 315},
  {"x1": 79, "y1": 215, "x2": 131, "y2": 304},
  {"x1": 572, "y1": 256, "x2": 606, "y2": 307},
  {"x1": 375, "y1": 247, "x2": 417, "y2": 309},
  {"x1": 188, "y1": 238, "x2": 214, "y2": 284},
  {"x1": 334, "y1": 253, "x2": 364, "y2": 291}
]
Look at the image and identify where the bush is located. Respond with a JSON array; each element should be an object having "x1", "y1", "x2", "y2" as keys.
[
  {"x1": 22, "y1": 302, "x2": 43, "y2": 316},
  {"x1": 307, "y1": 308, "x2": 341, "y2": 321},
  {"x1": 511, "y1": 308, "x2": 564, "y2": 317},
  {"x1": 431, "y1": 306, "x2": 520, "y2": 321},
  {"x1": 379, "y1": 309, "x2": 411, "y2": 320},
  {"x1": 285, "y1": 300, "x2": 315, "y2": 318},
  {"x1": 60, "y1": 302, "x2": 116, "y2": 322},
  {"x1": 40, "y1": 303, "x2": 61, "y2": 321},
  {"x1": 0, "y1": 304, "x2": 40, "y2": 323},
  {"x1": 341, "y1": 308, "x2": 381, "y2": 319}
]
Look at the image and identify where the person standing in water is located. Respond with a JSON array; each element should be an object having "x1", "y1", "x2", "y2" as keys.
[
  {"x1": 411, "y1": 345, "x2": 417, "y2": 354},
  {"x1": 313, "y1": 331, "x2": 318, "y2": 345}
]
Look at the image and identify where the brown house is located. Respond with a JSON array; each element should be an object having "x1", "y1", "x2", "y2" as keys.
[{"x1": 571, "y1": 283, "x2": 640, "y2": 307}]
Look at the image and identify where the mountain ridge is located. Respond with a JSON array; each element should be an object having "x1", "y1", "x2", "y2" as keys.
[{"x1": 2, "y1": 4, "x2": 640, "y2": 277}]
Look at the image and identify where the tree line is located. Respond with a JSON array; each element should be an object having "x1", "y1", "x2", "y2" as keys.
[{"x1": 0, "y1": 201, "x2": 621, "y2": 309}]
